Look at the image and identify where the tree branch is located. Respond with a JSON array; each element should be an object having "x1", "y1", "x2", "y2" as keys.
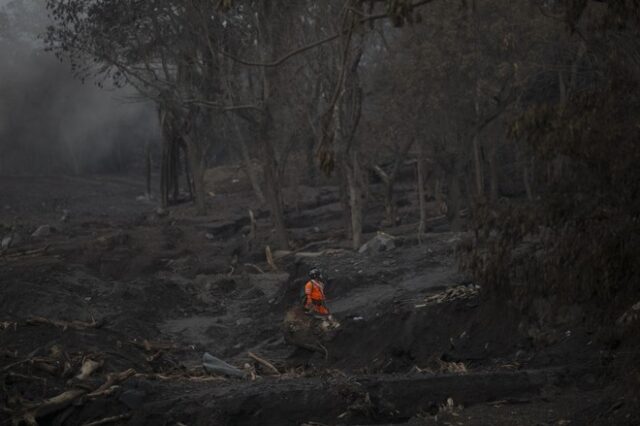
[{"x1": 221, "y1": 0, "x2": 437, "y2": 68}]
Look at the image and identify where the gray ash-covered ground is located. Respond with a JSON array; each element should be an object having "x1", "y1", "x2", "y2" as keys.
[{"x1": 1, "y1": 175, "x2": 639, "y2": 425}]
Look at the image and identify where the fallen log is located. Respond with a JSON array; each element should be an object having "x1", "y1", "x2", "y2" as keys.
[
  {"x1": 207, "y1": 367, "x2": 571, "y2": 425},
  {"x1": 1, "y1": 347, "x2": 45, "y2": 372},
  {"x1": 5, "y1": 372, "x2": 48, "y2": 384},
  {"x1": 23, "y1": 389, "x2": 87, "y2": 426},
  {"x1": 87, "y1": 369, "x2": 136, "y2": 397},
  {"x1": 26, "y1": 316, "x2": 102, "y2": 331},
  {"x1": 130, "y1": 339, "x2": 179, "y2": 352},
  {"x1": 81, "y1": 413, "x2": 131, "y2": 426},
  {"x1": 17, "y1": 368, "x2": 137, "y2": 425},
  {"x1": 1, "y1": 245, "x2": 49, "y2": 259},
  {"x1": 136, "y1": 372, "x2": 226, "y2": 382}
]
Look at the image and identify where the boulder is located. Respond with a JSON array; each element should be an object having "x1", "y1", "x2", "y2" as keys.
[{"x1": 358, "y1": 232, "x2": 396, "y2": 254}]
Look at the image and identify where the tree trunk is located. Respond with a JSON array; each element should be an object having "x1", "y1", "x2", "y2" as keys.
[
  {"x1": 230, "y1": 114, "x2": 265, "y2": 204},
  {"x1": 417, "y1": 143, "x2": 427, "y2": 243},
  {"x1": 160, "y1": 137, "x2": 170, "y2": 208},
  {"x1": 185, "y1": 137, "x2": 207, "y2": 216},
  {"x1": 262, "y1": 133, "x2": 288, "y2": 249},
  {"x1": 64, "y1": 139, "x2": 80, "y2": 175},
  {"x1": 346, "y1": 151, "x2": 363, "y2": 250},
  {"x1": 488, "y1": 137, "x2": 499, "y2": 203},
  {"x1": 523, "y1": 162, "x2": 533, "y2": 201},
  {"x1": 145, "y1": 139, "x2": 152, "y2": 199},
  {"x1": 472, "y1": 133, "x2": 484, "y2": 199},
  {"x1": 372, "y1": 165, "x2": 394, "y2": 225},
  {"x1": 339, "y1": 162, "x2": 352, "y2": 240},
  {"x1": 516, "y1": 142, "x2": 534, "y2": 201},
  {"x1": 373, "y1": 139, "x2": 414, "y2": 225},
  {"x1": 171, "y1": 142, "x2": 180, "y2": 202},
  {"x1": 184, "y1": 145, "x2": 193, "y2": 200},
  {"x1": 446, "y1": 156, "x2": 464, "y2": 232},
  {"x1": 384, "y1": 179, "x2": 395, "y2": 225}
]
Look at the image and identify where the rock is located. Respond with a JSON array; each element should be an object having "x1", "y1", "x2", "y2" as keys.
[
  {"x1": 205, "y1": 232, "x2": 215, "y2": 240},
  {"x1": 358, "y1": 232, "x2": 396, "y2": 254},
  {"x1": 155, "y1": 207, "x2": 168, "y2": 217},
  {"x1": 31, "y1": 225, "x2": 52, "y2": 238}
]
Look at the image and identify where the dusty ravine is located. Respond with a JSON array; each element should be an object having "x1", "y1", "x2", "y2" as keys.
[{"x1": 1, "y1": 175, "x2": 637, "y2": 426}]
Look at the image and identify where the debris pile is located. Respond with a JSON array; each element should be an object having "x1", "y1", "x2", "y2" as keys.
[{"x1": 415, "y1": 284, "x2": 480, "y2": 308}]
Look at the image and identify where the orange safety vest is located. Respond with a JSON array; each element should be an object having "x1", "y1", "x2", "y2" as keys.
[{"x1": 304, "y1": 279, "x2": 329, "y2": 315}]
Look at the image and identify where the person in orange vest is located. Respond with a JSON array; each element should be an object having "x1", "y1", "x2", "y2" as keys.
[{"x1": 303, "y1": 268, "x2": 330, "y2": 317}]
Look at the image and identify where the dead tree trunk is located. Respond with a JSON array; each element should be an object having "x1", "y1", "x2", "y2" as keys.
[
  {"x1": 517, "y1": 143, "x2": 534, "y2": 201},
  {"x1": 488, "y1": 137, "x2": 499, "y2": 203},
  {"x1": 184, "y1": 145, "x2": 193, "y2": 200},
  {"x1": 417, "y1": 143, "x2": 427, "y2": 243},
  {"x1": 472, "y1": 133, "x2": 484, "y2": 199},
  {"x1": 184, "y1": 135, "x2": 207, "y2": 216},
  {"x1": 446, "y1": 152, "x2": 465, "y2": 232},
  {"x1": 160, "y1": 136, "x2": 170, "y2": 209},
  {"x1": 258, "y1": 107, "x2": 287, "y2": 248},
  {"x1": 171, "y1": 142, "x2": 180, "y2": 201},
  {"x1": 262, "y1": 139, "x2": 288, "y2": 248},
  {"x1": 346, "y1": 151, "x2": 363, "y2": 250},
  {"x1": 230, "y1": 114, "x2": 265, "y2": 204},
  {"x1": 159, "y1": 109, "x2": 181, "y2": 208},
  {"x1": 374, "y1": 139, "x2": 414, "y2": 225},
  {"x1": 145, "y1": 139, "x2": 152, "y2": 199},
  {"x1": 339, "y1": 162, "x2": 352, "y2": 240}
]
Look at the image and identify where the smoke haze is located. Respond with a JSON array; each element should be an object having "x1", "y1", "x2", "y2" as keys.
[{"x1": 0, "y1": 0, "x2": 160, "y2": 175}]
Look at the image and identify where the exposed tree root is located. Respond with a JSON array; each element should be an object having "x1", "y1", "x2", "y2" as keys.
[{"x1": 12, "y1": 368, "x2": 136, "y2": 426}]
